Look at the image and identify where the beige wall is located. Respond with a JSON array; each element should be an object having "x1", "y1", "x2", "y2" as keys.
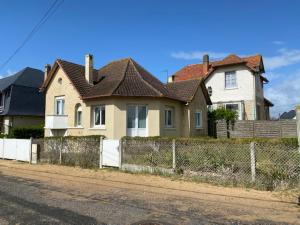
[{"x1": 45, "y1": 67, "x2": 208, "y2": 138}]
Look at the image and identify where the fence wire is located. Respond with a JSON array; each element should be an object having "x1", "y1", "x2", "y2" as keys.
[{"x1": 123, "y1": 139, "x2": 300, "y2": 189}]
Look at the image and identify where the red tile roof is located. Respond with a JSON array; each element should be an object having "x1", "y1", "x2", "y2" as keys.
[
  {"x1": 41, "y1": 58, "x2": 211, "y2": 104},
  {"x1": 173, "y1": 54, "x2": 265, "y2": 82}
]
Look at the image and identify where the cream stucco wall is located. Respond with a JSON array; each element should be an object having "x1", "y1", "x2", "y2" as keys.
[{"x1": 44, "y1": 67, "x2": 208, "y2": 139}]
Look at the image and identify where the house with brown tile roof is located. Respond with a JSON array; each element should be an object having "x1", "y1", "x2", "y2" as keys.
[
  {"x1": 41, "y1": 55, "x2": 211, "y2": 138},
  {"x1": 171, "y1": 54, "x2": 273, "y2": 120}
]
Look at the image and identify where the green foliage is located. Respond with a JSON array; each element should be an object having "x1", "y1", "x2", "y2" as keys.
[
  {"x1": 208, "y1": 107, "x2": 238, "y2": 124},
  {"x1": 8, "y1": 125, "x2": 44, "y2": 139}
]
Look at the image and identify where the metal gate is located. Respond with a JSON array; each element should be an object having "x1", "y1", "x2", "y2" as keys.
[{"x1": 102, "y1": 139, "x2": 120, "y2": 167}]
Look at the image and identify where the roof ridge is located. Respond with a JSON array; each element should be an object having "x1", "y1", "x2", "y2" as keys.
[
  {"x1": 110, "y1": 58, "x2": 131, "y2": 95},
  {"x1": 129, "y1": 59, "x2": 164, "y2": 96}
]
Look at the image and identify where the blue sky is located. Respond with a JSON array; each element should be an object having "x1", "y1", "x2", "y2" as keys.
[{"x1": 0, "y1": 0, "x2": 300, "y2": 117}]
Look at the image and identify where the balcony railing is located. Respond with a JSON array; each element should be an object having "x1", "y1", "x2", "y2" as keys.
[{"x1": 45, "y1": 115, "x2": 68, "y2": 129}]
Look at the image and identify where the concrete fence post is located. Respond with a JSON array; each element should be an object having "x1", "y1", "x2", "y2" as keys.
[
  {"x1": 296, "y1": 106, "x2": 300, "y2": 151},
  {"x1": 29, "y1": 137, "x2": 33, "y2": 164},
  {"x1": 59, "y1": 137, "x2": 63, "y2": 164},
  {"x1": 250, "y1": 142, "x2": 256, "y2": 182},
  {"x1": 31, "y1": 144, "x2": 38, "y2": 164},
  {"x1": 2, "y1": 137, "x2": 5, "y2": 160},
  {"x1": 118, "y1": 139, "x2": 122, "y2": 169},
  {"x1": 172, "y1": 139, "x2": 176, "y2": 171},
  {"x1": 99, "y1": 136, "x2": 103, "y2": 169}
]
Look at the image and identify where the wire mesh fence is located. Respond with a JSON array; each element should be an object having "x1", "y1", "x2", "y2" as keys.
[
  {"x1": 122, "y1": 138, "x2": 300, "y2": 190},
  {"x1": 41, "y1": 136, "x2": 101, "y2": 168}
]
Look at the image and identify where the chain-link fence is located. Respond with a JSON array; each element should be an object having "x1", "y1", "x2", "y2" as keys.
[
  {"x1": 122, "y1": 138, "x2": 300, "y2": 190},
  {"x1": 40, "y1": 136, "x2": 101, "y2": 168}
]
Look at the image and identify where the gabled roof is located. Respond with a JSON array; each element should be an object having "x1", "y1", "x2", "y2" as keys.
[
  {"x1": 173, "y1": 54, "x2": 266, "y2": 82},
  {"x1": 0, "y1": 67, "x2": 44, "y2": 91},
  {"x1": 264, "y1": 98, "x2": 274, "y2": 107},
  {"x1": 42, "y1": 57, "x2": 208, "y2": 104},
  {"x1": 165, "y1": 79, "x2": 211, "y2": 104}
]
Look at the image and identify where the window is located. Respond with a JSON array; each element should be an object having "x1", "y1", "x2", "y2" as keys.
[
  {"x1": 225, "y1": 71, "x2": 237, "y2": 89},
  {"x1": 0, "y1": 93, "x2": 3, "y2": 107},
  {"x1": 55, "y1": 96, "x2": 65, "y2": 115},
  {"x1": 93, "y1": 105, "x2": 105, "y2": 127},
  {"x1": 164, "y1": 107, "x2": 174, "y2": 127},
  {"x1": 75, "y1": 104, "x2": 82, "y2": 127},
  {"x1": 195, "y1": 111, "x2": 203, "y2": 128},
  {"x1": 207, "y1": 86, "x2": 212, "y2": 96},
  {"x1": 225, "y1": 103, "x2": 239, "y2": 112}
]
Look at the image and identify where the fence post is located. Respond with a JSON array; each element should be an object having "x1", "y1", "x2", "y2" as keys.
[
  {"x1": 118, "y1": 139, "x2": 122, "y2": 169},
  {"x1": 59, "y1": 137, "x2": 62, "y2": 164},
  {"x1": 99, "y1": 136, "x2": 103, "y2": 168},
  {"x1": 172, "y1": 139, "x2": 176, "y2": 171},
  {"x1": 29, "y1": 137, "x2": 33, "y2": 164},
  {"x1": 2, "y1": 137, "x2": 4, "y2": 160},
  {"x1": 296, "y1": 106, "x2": 300, "y2": 151},
  {"x1": 250, "y1": 142, "x2": 256, "y2": 182}
]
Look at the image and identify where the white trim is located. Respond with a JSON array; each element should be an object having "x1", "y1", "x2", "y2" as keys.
[{"x1": 92, "y1": 105, "x2": 105, "y2": 128}]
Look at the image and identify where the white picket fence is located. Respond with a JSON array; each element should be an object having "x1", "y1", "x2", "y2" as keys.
[{"x1": 0, "y1": 138, "x2": 32, "y2": 162}]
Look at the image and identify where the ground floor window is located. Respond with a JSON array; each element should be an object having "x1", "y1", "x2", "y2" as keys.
[
  {"x1": 92, "y1": 105, "x2": 105, "y2": 127},
  {"x1": 164, "y1": 107, "x2": 174, "y2": 128},
  {"x1": 195, "y1": 110, "x2": 203, "y2": 128},
  {"x1": 75, "y1": 104, "x2": 82, "y2": 127}
]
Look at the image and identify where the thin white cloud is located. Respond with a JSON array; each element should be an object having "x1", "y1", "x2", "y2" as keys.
[
  {"x1": 0, "y1": 69, "x2": 15, "y2": 79},
  {"x1": 264, "y1": 48, "x2": 300, "y2": 70},
  {"x1": 265, "y1": 70, "x2": 300, "y2": 117},
  {"x1": 171, "y1": 51, "x2": 228, "y2": 60},
  {"x1": 272, "y1": 40, "x2": 285, "y2": 45}
]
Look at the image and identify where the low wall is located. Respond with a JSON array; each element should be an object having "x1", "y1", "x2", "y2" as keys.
[{"x1": 217, "y1": 120, "x2": 297, "y2": 138}]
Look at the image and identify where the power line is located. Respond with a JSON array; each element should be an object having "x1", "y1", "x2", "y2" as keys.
[{"x1": 0, "y1": 0, "x2": 64, "y2": 71}]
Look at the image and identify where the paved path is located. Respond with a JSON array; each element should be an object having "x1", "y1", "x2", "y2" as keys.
[{"x1": 0, "y1": 161, "x2": 299, "y2": 225}]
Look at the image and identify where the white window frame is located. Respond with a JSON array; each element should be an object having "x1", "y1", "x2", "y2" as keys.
[
  {"x1": 224, "y1": 103, "x2": 241, "y2": 120},
  {"x1": 55, "y1": 96, "x2": 65, "y2": 115},
  {"x1": 75, "y1": 105, "x2": 82, "y2": 127},
  {"x1": 225, "y1": 71, "x2": 237, "y2": 89},
  {"x1": 195, "y1": 110, "x2": 203, "y2": 129},
  {"x1": 164, "y1": 107, "x2": 174, "y2": 128},
  {"x1": 92, "y1": 105, "x2": 105, "y2": 128}
]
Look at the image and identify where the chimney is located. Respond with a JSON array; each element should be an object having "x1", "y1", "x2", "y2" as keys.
[
  {"x1": 44, "y1": 64, "x2": 51, "y2": 81},
  {"x1": 85, "y1": 54, "x2": 93, "y2": 84},
  {"x1": 203, "y1": 54, "x2": 209, "y2": 74},
  {"x1": 168, "y1": 75, "x2": 175, "y2": 83}
]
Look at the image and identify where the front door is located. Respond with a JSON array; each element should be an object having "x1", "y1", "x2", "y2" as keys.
[{"x1": 127, "y1": 105, "x2": 148, "y2": 137}]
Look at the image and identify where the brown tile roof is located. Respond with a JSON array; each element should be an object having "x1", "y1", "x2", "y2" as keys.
[
  {"x1": 174, "y1": 54, "x2": 265, "y2": 82},
  {"x1": 264, "y1": 98, "x2": 274, "y2": 107},
  {"x1": 41, "y1": 57, "x2": 209, "y2": 104},
  {"x1": 166, "y1": 79, "x2": 211, "y2": 104}
]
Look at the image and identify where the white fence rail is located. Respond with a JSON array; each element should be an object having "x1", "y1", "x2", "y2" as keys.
[{"x1": 0, "y1": 138, "x2": 32, "y2": 162}]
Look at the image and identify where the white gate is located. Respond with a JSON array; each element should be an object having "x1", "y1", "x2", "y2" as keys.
[
  {"x1": 0, "y1": 138, "x2": 32, "y2": 162},
  {"x1": 102, "y1": 139, "x2": 120, "y2": 167}
]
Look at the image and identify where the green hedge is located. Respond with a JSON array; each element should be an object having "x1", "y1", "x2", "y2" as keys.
[{"x1": 9, "y1": 126, "x2": 44, "y2": 139}]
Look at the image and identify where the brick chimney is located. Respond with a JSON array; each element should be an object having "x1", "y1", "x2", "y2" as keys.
[
  {"x1": 203, "y1": 54, "x2": 209, "y2": 74},
  {"x1": 85, "y1": 54, "x2": 93, "y2": 84},
  {"x1": 44, "y1": 64, "x2": 51, "y2": 81}
]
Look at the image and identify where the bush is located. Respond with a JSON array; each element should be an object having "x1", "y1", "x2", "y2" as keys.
[{"x1": 9, "y1": 125, "x2": 44, "y2": 139}]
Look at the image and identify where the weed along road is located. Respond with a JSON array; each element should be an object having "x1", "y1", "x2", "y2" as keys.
[{"x1": 0, "y1": 161, "x2": 299, "y2": 225}]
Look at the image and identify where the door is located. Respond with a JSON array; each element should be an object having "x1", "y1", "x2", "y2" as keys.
[{"x1": 127, "y1": 105, "x2": 148, "y2": 137}]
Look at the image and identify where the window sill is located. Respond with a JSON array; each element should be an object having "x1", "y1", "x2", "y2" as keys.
[
  {"x1": 195, "y1": 127, "x2": 203, "y2": 130},
  {"x1": 89, "y1": 127, "x2": 106, "y2": 130},
  {"x1": 224, "y1": 87, "x2": 238, "y2": 90},
  {"x1": 68, "y1": 126, "x2": 84, "y2": 129},
  {"x1": 164, "y1": 127, "x2": 176, "y2": 130}
]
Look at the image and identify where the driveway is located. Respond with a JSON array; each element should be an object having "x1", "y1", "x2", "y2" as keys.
[{"x1": 0, "y1": 160, "x2": 299, "y2": 225}]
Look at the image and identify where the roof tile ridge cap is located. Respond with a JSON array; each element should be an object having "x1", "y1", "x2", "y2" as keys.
[
  {"x1": 130, "y1": 59, "x2": 164, "y2": 96},
  {"x1": 110, "y1": 58, "x2": 131, "y2": 95}
]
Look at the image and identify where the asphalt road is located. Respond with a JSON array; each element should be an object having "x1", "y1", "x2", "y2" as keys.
[{"x1": 0, "y1": 162, "x2": 298, "y2": 225}]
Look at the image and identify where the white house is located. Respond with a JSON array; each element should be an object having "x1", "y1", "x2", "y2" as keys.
[{"x1": 171, "y1": 54, "x2": 273, "y2": 120}]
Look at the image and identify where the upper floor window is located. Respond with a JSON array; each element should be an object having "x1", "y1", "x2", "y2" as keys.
[
  {"x1": 225, "y1": 71, "x2": 237, "y2": 89},
  {"x1": 195, "y1": 110, "x2": 203, "y2": 129},
  {"x1": 164, "y1": 107, "x2": 174, "y2": 128},
  {"x1": 93, "y1": 105, "x2": 105, "y2": 127},
  {"x1": 75, "y1": 104, "x2": 82, "y2": 127},
  {"x1": 55, "y1": 96, "x2": 65, "y2": 115},
  {"x1": 0, "y1": 93, "x2": 3, "y2": 107}
]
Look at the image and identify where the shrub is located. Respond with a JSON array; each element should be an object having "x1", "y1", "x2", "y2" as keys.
[{"x1": 8, "y1": 125, "x2": 44, "y2": 139}]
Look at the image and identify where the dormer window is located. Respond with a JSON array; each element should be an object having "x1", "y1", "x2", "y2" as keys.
[{"x1": 225, "y1": 71, "x2": 237, "y2": 89}]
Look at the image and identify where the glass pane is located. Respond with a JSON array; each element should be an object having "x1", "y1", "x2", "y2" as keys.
[
  {"x1": 61, "y1": 100, "x2": 65, "y2": 114},
  {"x1": 138, "y1": 106, "x2": 146, "y2": 128},
  {"x1": 195, "y1": 113, "x2": 200, "y2": 126},
  {"x1": 56, "y1": 101, "x2": 61, "y2": 115},
  {"x1": 77, "y1": 111, "x2": 82, "y2": 126},
  {"x1": 94, "y1": 107, "x2": 100, "y2": 125},
  {"x1": 127, "y1": 106, "x2": 136, "y2": 128},
  {"x1": 167, "y1": 110, "x2": 172, "y2": 126},
  {"x1": 101, "y1": 107, "x2": 105, "y2": 125}
]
